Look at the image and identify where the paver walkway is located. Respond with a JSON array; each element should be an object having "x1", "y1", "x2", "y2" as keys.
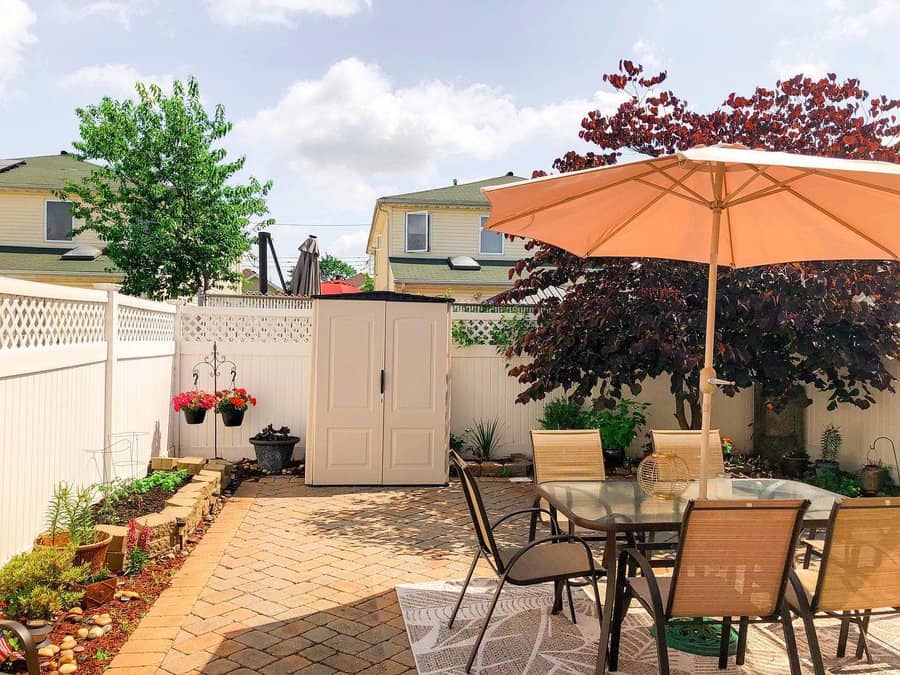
[{"x1": 108, "y1": 476, "x2": 533, "y2": 674}]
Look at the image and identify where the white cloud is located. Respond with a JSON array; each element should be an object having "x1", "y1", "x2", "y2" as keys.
[
  {"x1": 822, "y1": 0, "x2": 900, "y2": 38},
  {"x1": 59, "y1": 64, "x2": 173, "y2": 97},
  {"x1": 632, "y1": 39, "x2": 662, "y2": 69},
  {"x1": 0, "y1": 0, "x2": 37, "y2": 96},
  {"x1": 56, "y1": 1, "x2": 144, "y2": 30},
  {"x1": 770, "y1": 58, "x2": 830, "y2": 80},
  {"x1": 236, "y1": 58, "x2": 625, "y2": 210},
  {"x1": 327, "y1": 228, "x2": 369, "y2": 260},
  {"x1": 205, "y1": 0, "x2": 371, "y2": 26}
]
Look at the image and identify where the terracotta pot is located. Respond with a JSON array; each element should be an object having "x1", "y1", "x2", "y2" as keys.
[
  {"x1": 77, "y1": 577, "x2": 117, "y2": 608},
  {"x1": 34, "y1": 530, "x2": 113, "y2": 574},
  {"x1": 182, "y1": 407, "x2": 207, "y2": 424},
  {"x1": 860, "y1": 465, "x2": 885, "y2": 496},
  {"x1": 220, "y1": 408, "x2": 245, "y2": 427}
]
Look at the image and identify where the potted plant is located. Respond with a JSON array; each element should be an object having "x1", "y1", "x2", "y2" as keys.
[
  {"x1": 215, "y1": 387, "x2": 257, "y2": 427},
  {"x1": 172, "y1": 390, "x2": 216, "y2": 424},
  {"x1": 249, "y1": 425, "x2": 299, "y2": 474},
  {"x1": 466, "y1": 418, "x2": 503, "y2": 476},
  {"x1": 780, "y1": 448, "x2": 810, "y2": 479},
  {"x1": 591, "y1": 399, "x2": 650, "y2": 470},
  {"x1": 816, "y1": 425, "x2": 842, "y2": 476},
  {"x1": 34, "y1": 484, "x2": 112, "y2": 574},
  {"x1": 860, "y1": 450, "x2": 886, "y2": 495}
]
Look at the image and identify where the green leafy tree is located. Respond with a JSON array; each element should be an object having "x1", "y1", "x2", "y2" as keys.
[
  {"x1": 62, "y1": 77, "x2": 273, "y2": 299},
  {"x1": 319, "y1": 253, "x2": 357, "y2": 281},
  {"x1": 505, "y1": 64, "x2": 900, "y2": 428}
]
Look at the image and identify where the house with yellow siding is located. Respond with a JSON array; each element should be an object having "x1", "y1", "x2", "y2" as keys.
[
  {"x1": 0, "y1": 153, "x2": 123, "y2": 287},
  {"x1": 366, "y1": 174, "x2": 529, "y2": 302}
]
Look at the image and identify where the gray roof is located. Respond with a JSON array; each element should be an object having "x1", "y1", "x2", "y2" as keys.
[
  {"x1": 390, "y1": 257, "x2": 516, "y2": 285},
  {"x1": 378, "y1": 174, "x2": 526, "y2": 208},
  {"x1": 0, "y1": 153, "x2": 100, "y2": 190}
]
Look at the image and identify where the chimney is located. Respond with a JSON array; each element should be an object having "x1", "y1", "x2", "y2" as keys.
[
  {"x1": 506, "y1": 171, "x2": 514, "y2": 176},
  {"x1": 452, "y1": 179, "x2": 458, "y2": 186}
]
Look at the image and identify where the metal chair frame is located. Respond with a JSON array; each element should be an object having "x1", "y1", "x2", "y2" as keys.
[
  {"x1": 449, "y1": 451, "x2": 605, "y2": 673},
  {"x1": 0, "y1": 620, "x2": 39, "y2": 675}
]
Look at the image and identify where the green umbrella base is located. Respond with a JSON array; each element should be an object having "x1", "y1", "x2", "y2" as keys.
[{"x1": 650, "y1": 617, "x2": 738, "y2": 656}]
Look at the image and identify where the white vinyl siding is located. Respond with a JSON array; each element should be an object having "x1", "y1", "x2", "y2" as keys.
[
  {"x1": 45, "y1": 200, "x2": 74, "y2": 242},
  {"x1": 479, "y1": 215, "x2": 503, "y2": 254},
  {"x1": 0, "y1": 189, "x2": 102, "y2": 249},
  {"x1": 405, "y1": 211, "x2": 429, "y2": 252},
  {"x1": 388, "y1": 206, "x2": 531, "y2": 260}
]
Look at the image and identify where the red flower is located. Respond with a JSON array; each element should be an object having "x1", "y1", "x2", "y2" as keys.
[{"x1": 230, "y1": 397, "x2": 244, "y2": 407}]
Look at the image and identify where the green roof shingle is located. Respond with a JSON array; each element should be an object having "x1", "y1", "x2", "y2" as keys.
[
  {"x1": 0, "y1": 153, "x2": 100, "y2": 190},
  {"x1": 0, "y1": 246, "x2": 120, "y2": 275},
  {"x1": 378, "y1": 174, "x2": 526, "y2": 208},
  {"x1": 389, "y1": 257, "x2": 515, "y2": 285}
]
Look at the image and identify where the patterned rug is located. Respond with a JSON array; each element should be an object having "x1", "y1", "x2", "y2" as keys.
[{"x1": 396, "y1": 579, "x2": 900, "y2": 674}]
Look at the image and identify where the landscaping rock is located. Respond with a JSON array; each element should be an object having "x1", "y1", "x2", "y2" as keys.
[
  {"x1": 176, "y1": 456, "x2": 207, "y2": 475},
  {"x1": 59, "y1": 664, "x2": 77, "y2": 674},
  {"x1": 38, "y1": 646, "x2": 56, "y2": 658},
  {"x1": 75, "y1": 628, "x2": 88, "y2": 639},
  {"x1": 150, "y1": 456, "x2": 177, "y2": 471},
  {"x1": 94, "y1": 614, "x2": 112, "y2": 627},
  {"x1": 86, "y1": 627, "x2": 104, "y2": 640}
]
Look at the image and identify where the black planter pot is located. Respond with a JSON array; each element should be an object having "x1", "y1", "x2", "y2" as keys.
[
  {"x1": 250, "y1": 436, "x2": 300, "y2": 474},
  {"x1": 220, "y1": 408, "x2": 245, "y2": 427},
  {"x1": 780, "y1": 456, "x2": 808, "y2": 479},
  {"x1": 814, "y1": 459, "x2": 839, "y2": 478},
  {"x1": 603, "y1": 447, "x2": 626, "y2": 470},
  {"x1": 182, "y1": 407, "x2": 207, "y2": 425}
]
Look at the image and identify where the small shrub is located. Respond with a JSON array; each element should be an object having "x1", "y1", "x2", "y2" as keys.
[
  {"x1": 0, "y1": 547, "x2": 89, "y2": 620},
  {"x1": 804, "y1": 470, "x2": 862, "y2": 497},
  {"x1": 538, "y1": 398, "x2": 590, "y2": 430},
  {"x1": 466, "y1": 418, "x2": 504, "y2": 461}
]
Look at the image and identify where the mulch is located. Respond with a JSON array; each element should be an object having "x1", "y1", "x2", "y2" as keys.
[{"x1": 95, "y1": 485, "x2": 181, "y2": 525}]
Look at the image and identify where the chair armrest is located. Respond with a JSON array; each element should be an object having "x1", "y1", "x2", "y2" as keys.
[
  {"x1": 492, "y1": 508, "x2": 560, "y2": 535},
  {"x1": 0, "y1": 620, "x2": 39, "y2": 675},
  {"x1": 503, "y1": 533, "x2": 602, "y2": 577},
  {"x1": 618, "y1": 548, "x2": 668, "y2": 616}
]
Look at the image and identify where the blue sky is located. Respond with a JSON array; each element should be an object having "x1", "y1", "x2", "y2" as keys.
[{"x1": 1, "y1": 0, "x2": 898, "y2": 268}]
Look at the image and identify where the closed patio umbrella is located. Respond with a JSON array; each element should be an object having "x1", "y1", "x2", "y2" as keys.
[
  {"x1": 290, "y1": 234, "x2": 321, "y2": 296},
  {"x1": 483, "y1": 144, "x2": 900, "y2": 498}
]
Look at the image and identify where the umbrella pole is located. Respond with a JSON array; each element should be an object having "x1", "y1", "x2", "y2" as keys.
[{"x1": 699, "y1": 167, "x2": 725, "y2": 499}]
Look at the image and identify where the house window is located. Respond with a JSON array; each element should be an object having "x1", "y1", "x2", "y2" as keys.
[
  {"x1": 405, "y1": 211, "x2": 429, "y2": 252},
  {"x1": 479, "y1": 215, "x2": 503, "y2": 254},
  {"x1": 45, "y1": 201, "x2": 74, "y2": 242}
]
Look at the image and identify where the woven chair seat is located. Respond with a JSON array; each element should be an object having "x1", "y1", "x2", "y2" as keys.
[{"x1": 498, "y1": 543, "x2": 598, "y2": 584}]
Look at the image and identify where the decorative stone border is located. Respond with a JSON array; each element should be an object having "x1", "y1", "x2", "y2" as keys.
[{"x1": 96, "y1": 467, "x2": 223, "y2": 569}]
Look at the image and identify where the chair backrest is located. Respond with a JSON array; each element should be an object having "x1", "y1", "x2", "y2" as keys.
[
  {"x1": 667, "y1": 498, "x2": 809, "y2": 619},
  {"x1": 530, "y1": 429, "x2": 606, "y2": 483},
  {"x1": 451, "y1": 451, "x2": 502, "y2": 563},
  {"x1": 650, "y1": 429, "x2": 725, "y2": 478},
  {"x1": 812, "y1": 497, "x2": 900, "y2": 612}
]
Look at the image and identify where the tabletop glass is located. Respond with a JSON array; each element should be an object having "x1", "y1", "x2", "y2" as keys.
[{"x1": 537, "y1": 478, "x2": 840, "y2": 530}]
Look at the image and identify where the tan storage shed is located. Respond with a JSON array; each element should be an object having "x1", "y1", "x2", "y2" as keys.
[{"x1": 306, "y1": 292, "x2": 452, "y2": 485}]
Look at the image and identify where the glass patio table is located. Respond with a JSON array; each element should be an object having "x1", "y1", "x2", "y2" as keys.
[{"x1": 534, "y1": 478, "x2": 841, "y2": 674}]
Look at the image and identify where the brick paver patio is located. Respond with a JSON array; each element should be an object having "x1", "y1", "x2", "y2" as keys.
[{"x1": 108, "y1": 477, "x2": 533, "y2": 674}]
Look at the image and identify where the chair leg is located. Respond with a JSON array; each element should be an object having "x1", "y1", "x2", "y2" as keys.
[
  {"x1": 854, "y1": 612, "x2": 872, "y2": 663},
  {"x1": 465, "y1": 574, "x2": 508, "y2": 673},
  {"x1": 780, "y1": 605, "x2": 803, "y2": 675},
  {"x1": 448, "y1": 549, "x2": 480, "y2": 629},
  {"x1": 718, "y1": 616, "x2": 732, "y2": 669},
  {"x1": 652, "y1": 614, "x2": 670, "y2": 675},
  {"x1": 837, "y1": 610, "x2": 851, "y2": 657},
  {"x1": 609, "y1": 578, "x2": 630, "y2": 674},
  {"x1": 802, "y1": 542, "x2": 814, "y2": 569},
  {"x1": 736, "y1": 617, "x2": 749, "y2": 665},
  {"x1": 565, "y1": 580, "x2": 577, "y2": 625}
]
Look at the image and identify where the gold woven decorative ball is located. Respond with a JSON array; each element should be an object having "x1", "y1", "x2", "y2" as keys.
[{"x1": 637, "y1": 452, "x2": 690, "y2": 500}]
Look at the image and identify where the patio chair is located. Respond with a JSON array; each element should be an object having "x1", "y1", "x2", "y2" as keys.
[
  {"x1": 0, "y1": 620, "x2": 39, "y2": 675},
  {"x1": 786, "y1": 497, "x2": 900, "y2": 675},
  {"x1": 528, "y1": 429, "x2": 606, "y2": 539},
  {"x1": 609, "y1": 498, "x2": 810, "y2": 675},
  {"x1": 650, "y1": 429, "x2": 725, "y2": 478},
  {"x1": 448, "y1": 451, "x2": 604, "y2": 673}
]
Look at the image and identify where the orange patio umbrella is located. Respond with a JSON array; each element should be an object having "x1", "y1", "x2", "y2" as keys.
[{"x1": 482, "y1": 144, "x2": 900, "y2": 497}]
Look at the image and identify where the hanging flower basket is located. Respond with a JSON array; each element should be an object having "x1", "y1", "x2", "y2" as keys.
[
  {"x1": 172, "y1": 391, "x2": 216, "y2": 425},
  {"x1": 215, "y1": 388, "x2": 257, "y2": 428}
]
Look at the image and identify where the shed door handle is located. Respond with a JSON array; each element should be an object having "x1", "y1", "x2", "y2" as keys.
[{"x1": 380, "y1": 369, "x2": 385, "y2": 394}]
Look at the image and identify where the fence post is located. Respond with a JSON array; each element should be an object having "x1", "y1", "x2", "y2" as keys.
[
  {"x1": 94, "y1": 284, "x2": 121, "y2": 483},
  {"x1": 170, "y1": 300, "x2": 183, "y2": 457}
]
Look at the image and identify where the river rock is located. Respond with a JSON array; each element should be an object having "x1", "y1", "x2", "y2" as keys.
[
  {"x1": 38, "y1": 646, "x2": 56, "y2": 658},
  {"x1": 58, "y1": 655, "x2": 75, "y2": 665},
  {"x1": 87, "y1": 627, "x2": 104, "y2": 640},
  {"x1": 59, "y1": 637, "x2": 76, "y2": 650},
  {"x1": 75, "y1": 628, "x2": 89, "y2": 639},
  {"x1": 68, "y1": 607, "x2": 82, "y2": 615},
  {"x1": 94, "y1": 614, "x2": 112, "y2": 627},
  {"x1": 59, "y1": 665, "x2": 77, "y2": 674}
]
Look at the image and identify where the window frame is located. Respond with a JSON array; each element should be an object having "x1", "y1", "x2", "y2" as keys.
[
  {"x1": 479, "y1": 214, "x2": 503, "y2": 255},
  {"x1": 405, "y1": 210, "x2": 430, "y2": 253},
  {"x1": 44, "y1": 199, "x2": 75, "y2": 243}
]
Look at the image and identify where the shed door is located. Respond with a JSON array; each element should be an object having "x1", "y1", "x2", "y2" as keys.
[
  {"x1": 382, "y1": 302, "x2": 449, "y2": 484},
  {"x1": 309, "y1": 300, "x2": 385, "y2": 484}
]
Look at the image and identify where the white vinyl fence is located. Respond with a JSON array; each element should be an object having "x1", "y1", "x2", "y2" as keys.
[{"x1": 0, "y1": 277, "x2": 175, "y2": 562}]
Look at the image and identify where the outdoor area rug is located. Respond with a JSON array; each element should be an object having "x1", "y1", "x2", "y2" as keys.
[{"x1": 396, "y1": 578, "x2": 900, "y2": 674}]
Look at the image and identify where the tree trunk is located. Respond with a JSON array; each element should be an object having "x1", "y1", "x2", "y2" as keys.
[{"x1": 672, "y1": 374, "x2": 702, "y2": 430}]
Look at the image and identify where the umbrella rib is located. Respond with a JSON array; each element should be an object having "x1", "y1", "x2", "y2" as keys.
[
  {"x1": 633, "y1": 178, "x2": 708, "y2": 206},
  {"x1": 646, "y1": 164, "x2": 710, "y2": 204},
  {"x1": 585, "y1": 164, "x2": 705, "y2": 256},
  {"x1": 755, "y1": 171, "x2": 899, "y2": 259},
  {"x1": 486, "y1": 159, "x2": 682, "y2": 230},
  {"x1": 809, "y1": 170, "x2": 900, "y2": 197},
  {"x1": 722, "y1": 170, "x2": 737, "y2": 267},
  {"x1": 723, "y1": 169, "x2": 819, "y2": 208}
]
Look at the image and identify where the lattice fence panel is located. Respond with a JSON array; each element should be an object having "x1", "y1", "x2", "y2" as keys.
[
  {"x1": 118, "y1": 305, "x2": 175, "y2": 342},
  {"x1": 0, "y1": 294, "x2": 105, "y2": 349},
  {"x1": 454, "y1": 317, "x2": 498, "y2": 343},
  {"x1": 181, "y1": 311, "x2": 312, "y2": 344},
  {"x1": 202, "y1": 294, "x2": 313, "y2": 310}
]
